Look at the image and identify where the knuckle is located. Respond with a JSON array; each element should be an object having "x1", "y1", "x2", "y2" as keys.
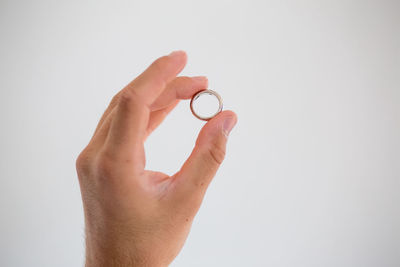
[
  {"x1": 76, "y1": 148, "x2": 92, "y2": 178},
  {"x1": 118, "y1": 90, "x2": 139, "y2": 106},
  {"x1": 76, "y1": 147, "x2": 125, "y2": 189},
  {"x1": 109, "y1": 92, "x2": 122, "y2": 106},
  {"x1": 93, "y1": 150, "x2": 116, "y2": 179},
  {"x1": 118, "y1": 90, "x2": 147, "y2": 115},
  {"x1": 207, "y1": 140, "x2": 226, "y2": 165}
]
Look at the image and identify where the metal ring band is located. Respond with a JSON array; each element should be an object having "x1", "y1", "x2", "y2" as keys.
[{"x1": 190, "y1": 89, "x2": 223, "y2": 121}]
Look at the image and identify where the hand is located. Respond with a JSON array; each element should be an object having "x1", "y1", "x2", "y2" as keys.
[{"x1": 76, "y1": 51, "x2": 237, "y2": 267}]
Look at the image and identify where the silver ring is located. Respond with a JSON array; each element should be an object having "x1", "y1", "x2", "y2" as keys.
[{"x1": 190, "y1": 89, "x2": 223, "y2": 121}]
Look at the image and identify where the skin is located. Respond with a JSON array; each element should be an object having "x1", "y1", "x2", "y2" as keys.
[{"x1": 75, "y1": 51, "x2": 237, "y2": 267}]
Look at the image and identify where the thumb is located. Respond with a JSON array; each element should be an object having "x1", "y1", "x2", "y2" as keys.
[{"x1": 171, "y1": 110, "x2": 237, "y2": 211}]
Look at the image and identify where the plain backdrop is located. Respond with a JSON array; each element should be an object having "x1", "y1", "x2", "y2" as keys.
[{"x1": 0, "y1": 0, "x2": 399, "y2": 266}]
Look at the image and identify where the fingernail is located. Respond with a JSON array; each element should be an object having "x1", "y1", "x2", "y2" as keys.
[
  {"x1": 192, "y1": 76, "x2": 208, "y2": 83},
  {"x1": 169, "y1": 50, "x2": 185, "y2": 58},
  {"x1": 222, "y1": 116, "x2": 237, "y2": 137}
]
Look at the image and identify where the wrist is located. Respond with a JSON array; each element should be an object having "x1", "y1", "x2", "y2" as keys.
[
  {"x1": 85, "y1": 243, "x2": 142, "y2": 267},
  {"x1": 85, "y1": 235, "x2": 167, "y2": 267}
]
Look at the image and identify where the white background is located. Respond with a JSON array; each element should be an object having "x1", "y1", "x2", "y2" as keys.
[{"x1": 0, "y1": 0, "x2": 399, "y2": 266}]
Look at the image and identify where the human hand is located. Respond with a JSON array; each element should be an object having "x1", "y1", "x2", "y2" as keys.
[{"x1": 76, "y1": 51, "x2": 237, "y2": 267}]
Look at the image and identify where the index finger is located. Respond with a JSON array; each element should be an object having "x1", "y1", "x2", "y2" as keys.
[
  {"x1": 126, "y1": 50, "x2": 187, "y2": 106},
  {"x1": 105, "y1": 51, "x2": 187, "y2": 159}
]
